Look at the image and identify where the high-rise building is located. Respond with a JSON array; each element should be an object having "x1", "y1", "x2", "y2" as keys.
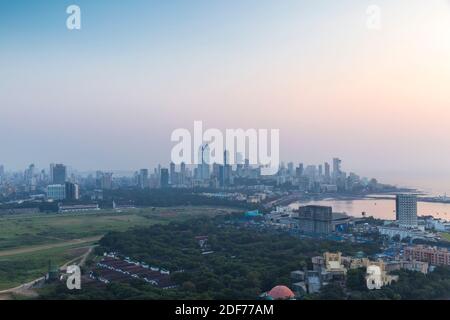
[
  {"x1": 212, "y1": 163, "x2": 223, "y2": 187},
  {"x1": 220, "y1": 150, "x2": 230, "y2": 185},
  {"x1": 223, "y1": 150, "x2": 230, "y2": 165},
  {"x1": 332, "y1": 158, "x2": 341, "y2": 176},
  {"x1": 304, "y1": 165, "x2": 317, "y2": 181},
  {"x1": 180, "y1": 162, "x2": 186, "y2": 185},
  {"x1": 170, "y1": 162, "x2": 177, "y2": 185},
  {"x1": 197, "y1": 163, "x2": 210, "y2": 181},
  {"x1": 224, "y1": 164, "x2": 231, "y2": 187},
  {"x1": 138, "y1": 169, "x2": 149, "y2": 189},
  {"x1": 96, "y1": 171, "x2": 113, "y2": 190},
  {"x1": 24, "y1": 164, "x2": 36, "y2": 188},
  {"x1": 195, "y1": 145, "x2": 211, "y2": 181},
  {"x1": 160, "y1": 168, "x2": 169, "y2": 188},
  {"x1": 288, "y1": 162, "x2": 295, "y2": 177},
  {"x1": 51, "y1": 164, "x2": 67, "y2": 184},
  {"x1": 199, "y1": 144, "x2": 210, "y2": 165},
  {"x1": 296, "y1": 163, "x2": 304, "y2": 177},
  {"x1": 65, "y1": 182, "x2": 80, "y2": 200},
  {"x1": 324, "y1": 162, "x2": 331, "y2": 182},
  {"x1": 396, "y1": 194, "x2": 418, "y2": 227}
]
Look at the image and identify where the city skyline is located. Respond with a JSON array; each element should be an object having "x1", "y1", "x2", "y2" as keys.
[
  {"x1": 0, "y1": 156, "x2": 390, "y2": 199},
  {"x1": 0, "y1": 156, "x2": 378, "y2": 181}
]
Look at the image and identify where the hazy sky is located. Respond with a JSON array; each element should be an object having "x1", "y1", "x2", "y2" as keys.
[{"x1": 1, "y1": 0, "x2": 450, "y2": 188}]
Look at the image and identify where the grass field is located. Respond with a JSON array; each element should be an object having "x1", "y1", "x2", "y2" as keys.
[
  {"x1": 0, "y1": 243, "x2": 95, "y2": 291},
  {"x1": 0, "y1": 206, "x2": 239, "y2": 291},
  {"x1": 0, "y1": 206, "x2": 236, "y2": 251}
]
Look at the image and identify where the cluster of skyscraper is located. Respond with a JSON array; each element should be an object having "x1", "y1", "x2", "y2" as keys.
[
  {"x1": 276, "y1": 158, "x2": 379, "y2": 193},
  {"x1": 133, "y1": 150, "x2": 261, "y2": 189},
  {"x1": 0, "y1": 155, "x2": 383, "y2": 199}
]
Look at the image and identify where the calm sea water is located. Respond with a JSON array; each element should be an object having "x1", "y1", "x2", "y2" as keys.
[
  {"x1": 365, "y1": 172, "x2": 450, "y2": 197},
  {"x1": 290, "y1": 198, "x2": 450, "y2": 221}
]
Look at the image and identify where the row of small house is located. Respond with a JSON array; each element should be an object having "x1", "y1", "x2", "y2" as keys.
[
  {"x1": 103, "y1": 252, "x2": 171, "y2": 274},
  {"x1": 91, "y1": 252, "x2": 176, "y2": 288}
]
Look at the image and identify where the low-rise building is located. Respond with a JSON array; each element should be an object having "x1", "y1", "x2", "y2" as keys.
[
  {"x1": 405, "y1": 245, "x2": 450, "y2": 267},
  {"x1": 47, "y1": 184, "x2": 65, "y2": 201},
  {"x1": 378, "y1": 225, "x2": 436, "y2": 241},
  {"x1": 59, "y1": 204, "x2": 100, "y2": 213},
  {"x1": 296, "y1": 206, "x2": 351, "y2": 235}
]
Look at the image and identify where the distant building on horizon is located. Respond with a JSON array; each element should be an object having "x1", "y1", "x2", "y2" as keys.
[
  {"x1": 137, "y1": 169, "x2": 149, "y2": 189},
  {"x1": 170, "y1": 162, "x2": 176, "y2": 185},
  {"x1": 160, "y1": 168, "x2": 169, "y2": 188},
  {"x1": 396, "y1": 194, "x2": 418, "y2": 227},
  {"x1": 332, "y1": 158, "x2": 341, "y2": 176},
  {"x1": 96, "y1": 171, "x2": 113, "y2": 190},
  {"x1": 324, "y1": 162, "x2": 331, "y2": 182},
  {"x1": 50, "y1": 164, "x2": 67, "y2": 185},
  {"x1": 65, "y1": 182, "x2": 80, "y2": 200}
]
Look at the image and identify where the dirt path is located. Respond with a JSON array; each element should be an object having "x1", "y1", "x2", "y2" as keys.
[
  {"x1": 0, "y1": 244, "x2": 97, "y2": 299},
  {"x1": 0, "y1": 236, "x2": 102, "y2": 257},
  {"x1": 60, "y1": 245, "x2": 96, "y2": 270}
]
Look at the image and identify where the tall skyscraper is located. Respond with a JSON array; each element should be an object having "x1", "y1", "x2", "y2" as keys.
[
  {"x1": 138, "y1": 169, "x2": 149, "y2": 189},
  {"x1": 222, "y1": 149, "x2": 231, "y2": 186},
  {"x1": 180, "y1": 162, "x2": 186, "y2": 185},
  {"x1": 51, "y1": 164, "x2": 67, "y2": 184},
  {"x1": 297, "y1": 163, "x2": 304, "y2": 177},
  {"x1": 160, "y1": 168, "x2": 169, "y2": 188},
  {"x1": 65, "y1": 182, "x2": 80, "y2": 200},
  {"x1": 324, "y1": 162, "x2": 331, "y2": 182},
  {"x1": 24, "y1": 164, "x2": 36, "y2": 188},
  {"x1": 332, "y1": 158, "x2": 342, "y2": 186},
  {"x1": 199, "y1": 144, "x2": 210, "y2": 165},
  {"x1": 223, "y1": 150, "x2": 230, "y2": 165},
  {"x1": 170, "y1": 162, "x2": 176, "y2": 185},
  {"x1": 287, "y1": 162, "x2": 295, "y2": 177},
  {"x1": 332, "y1": 158, "x2": 341, "y2": 175},
  {"x1": 196, "y1": 144, "x2": 211, "y2": 181},
  {"x1": 96, "y1": 171, "x2": 113, "y2": 190},
  {"x1": 396, "y1": 194, "x2": 418, "y2": 227}
]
